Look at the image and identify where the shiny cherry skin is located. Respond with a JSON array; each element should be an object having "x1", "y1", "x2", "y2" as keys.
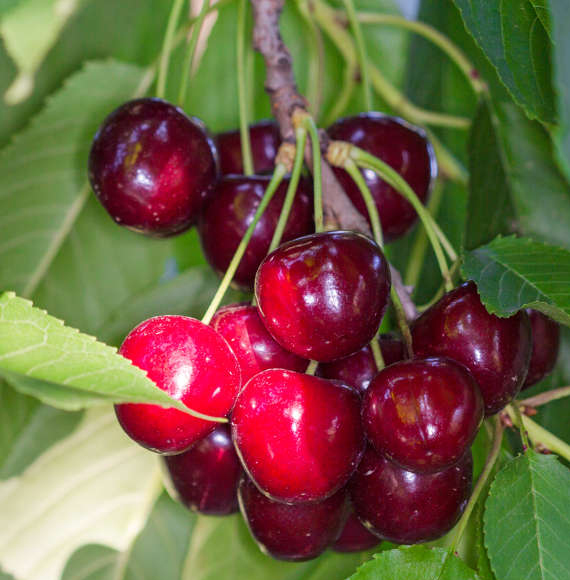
[
  {"x1": 412, "y1": 281, "x2": 532, "y2": 415},
  {"x1": 239, "y1": 477, "x2": 348, "y2": 561},
  {"x1": 115, "y1": 316, "x2": 241, "y2": 454},
  {"x1": 215, "y1": 121, "x2": 281, "y2": 175},
  {"x1": 327, "y1": 114, "x2": 436, "y2": 243},
  {"x1": 331, "y1": 510, "x2": 381, "y2": 553},
  {"x1": 255, "y1": 231, "x2": 391, "y2": 362},
  {"x1": 363, "y1": 357, "x2": 483, "y2": 472},
  {"x1": 231, "y1": 369, "x2": 364, "y2": 503},
  {"x1": 523, "y1": 309, "x2": 561, "y2": 389},
  {"x1": 163, "y1": 425, "x2": 241, "y2": 515},
  {"x1": 198, "y1": 175, "x2": 313, "y2": 290},
  {"x1": 318, "y1": 334, "x2": 404, "y2": 394},
  {"x1": 350, "y1": 447, "x2": 472, "y2": 544},
  {"x1": 89, "y1": 98, "x2": 218, "y2": 237},
  {"x1": 211, "y1": 304, "x2": 308, "y2": 384}
]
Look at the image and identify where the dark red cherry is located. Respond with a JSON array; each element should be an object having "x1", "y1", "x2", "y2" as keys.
[
  {"x1": 89, "y1": 98, "x2": 218, "y2": 237},
  {"x1": 239, "y1": 477, "x2": 348, "y2": 561},
  {"x1": 412, "y1": 281, "x2": 532, "y2": 415},
  {"x1": 350, "y1": 447, "x2": 472, "y2": 544},
  {"x1": 327, "y1": 114, "x2": 436, "y2": 243},
  {"x1": 331, "y1": 510, "x2": 381, "y2": 553},
  {"x1": 318, "y1": 334, "x2": 404, "y2": 394},
  {"x1": 115, "y1": 316, "x2": 241, "y2": 454},
  {"x1": 198, "y1": 175, "x2": 313, "y2": 290},
  {"x1": 523, "y1": 309, "x2": 561, "y2": 389},
  {"x1": 255, "y1": 231, "x2": 391, "y2": 362},
  {"x1": 363, "y1": 357, "x2": 483, "y2": 472},
  {"x1": 231, "y1": 369, "x2": 364, "y2": 503},
  {"x1": 215, "y1": 121, "x2": 281, "y2": 175},
  {"x1": 163, "y1": 425, "x2": 241, "y2": 515},
  {"x1": 211, "y1": 304, "x2": 308, "y2": 383}
]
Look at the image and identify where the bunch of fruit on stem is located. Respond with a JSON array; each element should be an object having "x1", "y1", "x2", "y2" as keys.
[{"x1": 88, "y1": 98, "x2": 560, "y2": 561}]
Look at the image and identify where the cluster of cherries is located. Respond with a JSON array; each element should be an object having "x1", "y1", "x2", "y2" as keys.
[{"x1": 88, "y1": 98, "x2": 561, "y2": 561}]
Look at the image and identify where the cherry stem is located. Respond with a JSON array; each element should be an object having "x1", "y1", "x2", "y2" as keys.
[
  {"x1": 390, "y1": 286, "x2": 414, "y2": 359},
  {"x1": 237, "y1": 0, "x2": 255, "y2": 175},
  {"x1": 518, "y1": 385, "x2": 570, "y2": 408},
  {"x1": 201, "y1": 164, "x2": 287, "y2": 324},
  {"x1": 306, "y1": 359, "x2": 319, "y2": 375},
  {"x1": 157, "y1": 0, "x2": 186, "y2": 99},
  {"x1": 370, "y1": 338, "x2": 385, "y2": 372},
  {"x1": 510, "y1": 402, "x2": 531, "y2": 450},
  {"x1": 304, "y1": 116, "x2": 324, "y2": 232}
]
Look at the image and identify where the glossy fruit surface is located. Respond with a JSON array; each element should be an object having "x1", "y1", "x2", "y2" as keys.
[
  {"x1": 350, "y1": 447, "x2": 472, "y2": 544},
  {"x1": 328, "y1": 113, "x2": 436, "y2": 243},
  {"x1": 211, "y1": 303, "x2": 308, "y2": 383},
  {"x1": 412, "y1": 281, "x2": 532, "y2": 415},
  {"x1": 231, "y1": 369, "x2": 364, "y2": 503},
  {"x1": 363, "y1": 357, "x2": 483, "y2": 472},
  {"x1": 523, "y1": 309, "x2": 561, "y2": 389},
  {"x1": 255, "y1": 231, "x2": 391, "y2": 362},
  {"x1": 115, "y1": 315, "x2": 241, "y2": 454},
  {"x1": 239, "y1": 477, "x2": 348, "y2": 561},
  {"x1": 331, "y1": 511, "x2": 381, "y2": 553},
  {"x1": 89, "y1": 98, "x2": 218, "y2": 237},
  {"x1": 215, "y1": 121, "x2": 281, "y2": 175},
  {"x1": 198, "y1": 175, "x2": 313, "y2": 290},
  {"x1": 163, "y1": 425, "x2": 241, "y2": 515},
  {"x1": 318, "y1": 334, "x2": 404, "y2": 394}
]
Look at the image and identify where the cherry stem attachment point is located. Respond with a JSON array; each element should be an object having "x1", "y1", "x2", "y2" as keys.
[
  {"x1": 157, "y1": 0, "x2": 186, "y2": 99},
  {"x1": 237, "y1": 0, "x2": 254, "y2": 175}
]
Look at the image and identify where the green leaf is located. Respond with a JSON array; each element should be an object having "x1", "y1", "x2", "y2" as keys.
[
  {"x1": 0, "y1": 0, "x2": 23, "y2": 17},
  {"x1": 61, "y1": 545, "x2": 119, "y2": 580},
  {"x1": 0, "y1": 381, "x2": 81, "y2": 478},
  {"x1": 461, "y1": 236, "x2": 570, "y2": 326},
  {"x1": 484, "y1": 450, "x2": 570, "y2": 580},
  {"x1": 347, "y1": 546, "x2": 479, "y2": 580},
  {"x1": 0, "y1": 407, "x2": 160, "y2": 580},
  {"x1": 0, "y1": 292, "x2": 192, "y2": 413}
]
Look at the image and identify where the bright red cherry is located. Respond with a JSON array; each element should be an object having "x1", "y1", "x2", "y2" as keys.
[
  {"x1": 327, "y1": 114, "x2": 436, "y2": 243},
  {"x1": 89, "y1": 98, "x2": 218, "y2": 237},
  {"x1": 318, "y1": 334, "x2": 404, "y2": 394},
  {"x1": 331, "y1": 511, "x2": 381, "y2": 553},
  {"x1": 215, "y1": 121, "x2": 281, "y2": 175},
  {"x1": 255, "y1": 231, "x2": 391, "y2": 362},
  {"x1": 363, "y1": 357, "x2": 483, "y2": 472},
  {"x1": 412, "y1": 281, "x2": 532, "y2": 415},
  {"x1": 523, "y1": 309, "x2": 561, "y2": 389},
  {"x1": 350, "y1": 448, "x2": 472, "y2": 544},
  {"x1": 211, "y1": 304, "x2": 308, "y2": 384},
  {"x1": 163, "y1": 425, "x2": 241, "y2": 515},
  {"x1": 238, "y1": 477, "x2": 348, "y2": 561},
  {"x1": 198, "y1": 175, "x2": 313, "y2": 290},
  {"x1": 231, "y1": 369, "x2": 364, "y2": 503},
  {"x1": 115, "y1": 316, "x2": 241, "y2": 454}
]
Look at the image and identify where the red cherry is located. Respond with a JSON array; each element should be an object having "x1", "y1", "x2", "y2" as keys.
[
  {"x1": 327, "y1": 113, "x2": 436, "y2": 243},
  {"x1": 89, "y1": 98, "x2": 218, "y2": 237},
  {"x1": 211, "y1": 304, "x2": 308, "y2": 384},
  {"x1": 523, "y1": 309, "x2": 561, "y2": 389},
  {"x1": 363, "y1": 357, "x2": 483, "y2": 472},
  {"x1": 255, "y1": 231, "x2": 391, "y2": 362},
  {"x1": 231, "y1": 369, "x2": 364, "y2": 503},
  {"x1": 412, "y1": 281, "x2": 532, "y2": 415},
  {"x1": 239, "y1": 477, "x2": 349, "y2": 561},
  {"x1": 350, "y1": 447, "x2": 472, "y2": 544},
  {"x1": 331, "y1": 511, "x2": 381, "y2": 553},
  {"x1": 115, "y1": 316, "x2": 241, "y2": 454}
]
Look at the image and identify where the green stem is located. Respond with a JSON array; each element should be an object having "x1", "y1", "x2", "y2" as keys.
[
  {"x1": 391, "y1": 286, "x2": 414, "y2": 359},
  {"x1": 157, "y1": 0, "x2": 186, "y2": 99},
  {"x1": 237, "y1": 0, "x2": 254, "y2": 175},
  {"x1": 510, "y1": 403, "x2": 531, "y2": 450},
  {"x1": 306, "y1": 360, "x2": 319, "y2": 375},
  {"x1": 370, "y1": 336, "x2": 385, "y2": 372},
  {"x1": 201, "y1": 165, "x2": 287, "y2": 324},
  {"x1": 304, "y1": 116, "x2": 324, "y2": 233},
  {"x1": 324, "y1": 65, "x2": 357, "y2": 126},
  {"x1": 519, "y1": 385, "x2": 570, "y2": 408}
]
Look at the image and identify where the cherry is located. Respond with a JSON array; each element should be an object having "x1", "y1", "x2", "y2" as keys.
[
  {"x1": 238, "y1": 477, "x2": 348, "y2": 561},
  {"x1": 255, "y1": 231, "x2": 391, "y2": 362},
  {"x1": 331, "y1": 510, "x2": 381, "y2": 553},
  {"x1": 411, "y1": 281, "x2": 532, "y2": 415},
  {"x1": 211, "y1": 303, "x2": 308, "y2": 383},
  {"x1": 327, "y1": 114, "x2": 436, "y2": 243},
  {"x1": 215, "y1": 121, "x2": 281, "y2": 175},
  {"x1": 350, "y1": 447, "x2": 472, "y2": 544},
  {"x1": 115, "y1": 315, "x2": 241, "y2": 454},
  {"x1": 163, "y1": 425, "x2": 241, "y2": 515},
  {"x1": 317, "y1": 334, "x2": 404, "y2": 394},
  {"x1": 231, "y1": 369, "x2": 364, "y2": 503},
  {"x1": 198, "y1": 175, "x2": 313, "y2": 290},
  {"x1": 363, "y1": 357, "x2": 483, "y2": 472},
  {"x1": 89, "y1": 98, "x2": 218, "y2": 237},
  {"x1": 523, "y1": 309, "x2": 561, "y2": 389}
]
